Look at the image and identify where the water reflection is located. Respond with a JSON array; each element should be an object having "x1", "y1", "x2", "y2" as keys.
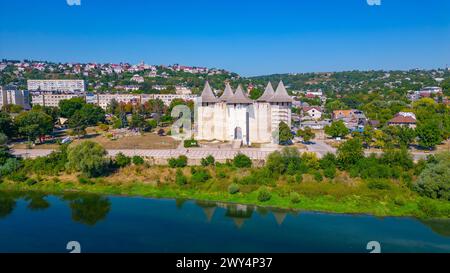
[
  {"x1": 25, "y1": 193, "x2": 50, "y2": 211},
  {"x1": 1, "y1": 190, "x2": 450, "y2": 240},
  {"x1": 195, "y1": 200, "x2": 217, "y2": 222},
  {"x1": 419, "y1": 219, "x2": 450, "y2": 237},
  {"x1": 194, "y1": 200, "x2": 298, "y2": 228},
  {"x1": 0, "y1": 195, "x2": 16, "y2": 219},
  {"x1": 62, "y1": 193, "x2": 111, "y2": 226},
  {"x1": 0, "y1": 191, "x2": 110, "y2": 226}
]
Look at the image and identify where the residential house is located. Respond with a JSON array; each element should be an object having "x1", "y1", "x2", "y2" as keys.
[
  {"x1": 388, "y1": 112, "x2": 417, "y2": 128},
  {"x1": 301, "y1": 106, "x2": 322, "y2": 120}
]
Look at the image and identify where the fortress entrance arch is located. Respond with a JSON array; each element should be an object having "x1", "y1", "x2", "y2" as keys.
[{"x1": 234, "y1": 127, "x2": 243, "y2": 140}]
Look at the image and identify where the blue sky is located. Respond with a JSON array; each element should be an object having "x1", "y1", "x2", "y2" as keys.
[{"x1": 0, "y1": 0, "x2": 449, "y2": 76}]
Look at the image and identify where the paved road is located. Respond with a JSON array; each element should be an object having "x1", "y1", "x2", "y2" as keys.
[
  {"x1": 11, "y1": 141, "x2": 431, "y2": 161},
  {"x1": 305, "y1": 140, "x2": 336, "y2": 157},
  {"x1": 11, "y1": 147, "x2": 278, "y2": 160}
]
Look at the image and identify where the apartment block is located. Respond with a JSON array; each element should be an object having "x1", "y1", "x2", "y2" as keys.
[{"x1": 27, "y1": 79, "x2": 85, "y2": 92}]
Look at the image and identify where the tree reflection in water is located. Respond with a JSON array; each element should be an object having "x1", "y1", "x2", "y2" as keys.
[
  {"x1": 62, "y1": 193, "x2": 111, "y2": 226},
  {"x1": 0, "y1": 194, "x2": 16, "y2": 219},
  {"x1": 25, "y1": 192, "x2": 50, "y2": 211},
  {"x1": 419, "y1": 219, "x2": 450, "y2": 237}
]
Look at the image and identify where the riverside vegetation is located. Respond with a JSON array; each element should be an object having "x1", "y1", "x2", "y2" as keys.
[{"x1": 0, "y1": 135, "x2": 449, "y2": 219}]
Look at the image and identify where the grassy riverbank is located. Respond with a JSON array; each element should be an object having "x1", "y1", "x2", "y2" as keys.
[{"x1": 1, "y1": 164, "x2": 449, "y2": 219}]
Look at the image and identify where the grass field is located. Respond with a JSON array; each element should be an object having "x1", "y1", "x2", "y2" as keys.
[{"x1": 11, "y1": 127, "x2": 180, "y2": 150}]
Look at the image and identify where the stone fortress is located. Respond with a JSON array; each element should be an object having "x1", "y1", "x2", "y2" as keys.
[{"x1": 196, "y1": 81, "x2": 292, "y2": 146}]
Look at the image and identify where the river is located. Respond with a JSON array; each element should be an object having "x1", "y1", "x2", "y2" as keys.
[{"x1": 0, "y1": 191, "x2": 449, "y2": 253}]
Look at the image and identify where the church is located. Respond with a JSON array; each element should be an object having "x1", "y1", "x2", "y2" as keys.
[{"x1": 196, "y1": 81, "x2": 292, "y2": 145}]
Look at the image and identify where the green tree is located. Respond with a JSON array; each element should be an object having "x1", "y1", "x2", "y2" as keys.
[
  {"x1": 66, "y1": 141, "x2": 109, "y2": 177},
  {"x1": 130, "y1": 113, "x2": 146, "y2": 130},
  {"x1": 337, "y1": 138, "x2": 364, "y2": 168},
  {"x1": 68, "y1": 104, "x2": 105, "y2": 137},
  {"x1": 15, "y1": 109, "x2": 53, "y2": 143},
  {"x1": 397, "y1": 126, "x2": 416, "y2": 148},
  {"x1": 0, "y1": 111, "x2": 16, "y2": 138},
  {"x1": 59, "y1": 97, "x2": 85, "y2": 118},
  {"x1": 414, "y1": 152, "x2": 450, "y2": 200},
  {"x1": 278, "y1": 121, "x2": 293, "y2": 144},
  {"x1": 324, "y1": 121, "x2": 349, "y2": 138},
  {"x1": 416, "y1": 121, "x2": 443, "y2": 149},
  {"x1": 249, "y1": 88, "x2": 264, "y2": 100},
  {"x1": 362, "y1": 125, "x2": 374, "y2": 148},
  {"x1": 297, "y1": 127, "x2": 315, "y2": 143}
]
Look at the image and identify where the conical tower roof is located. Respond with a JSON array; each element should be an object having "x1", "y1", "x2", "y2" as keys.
[
  {"x1": 272, "y1": 211, "x2": 287, "y2": 226},
  {"x1": 202, "y1": 207, "x2": 216, "y2": 222},
  {"x1": 227, "y1": 84, "x2": 253, "y2": 104},
  {"x1": 257, "y1": 82, "x2": 275, "y2": 102},
  {"x1": 219, "y1": 82, "x2": 234, "y2": 102},
  {"x1": 268, "y1": 81, "x2": 293, "y2": 103},
  {"x1": 200, "y1": 81, "x2": 218, "y2": 103}
]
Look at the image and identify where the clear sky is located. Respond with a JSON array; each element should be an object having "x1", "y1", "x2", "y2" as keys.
[{"x1": 0, "y1": 0, "x2": 449, "y2": 76}]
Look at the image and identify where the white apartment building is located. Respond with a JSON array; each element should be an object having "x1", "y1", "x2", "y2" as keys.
[
  {"x1": 86, "y1": 93, "x2": 198, "y2": 110},
  {"x1": 27, "y1": 79, "x2": 85, "y2": 92},
  {"x1": 0, "y1": 86, "x2": 31, "y2": 109},
  {"x1": 153, "y1": 94, "x2": 197, "y2": 106},
  {"x1": 31, "y1": 92, "x2": 83, "y2": 108}
]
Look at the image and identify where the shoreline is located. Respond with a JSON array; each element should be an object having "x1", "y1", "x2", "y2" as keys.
[{"x1": 1, "y1": 180, "x2": 449, "y2": 220}]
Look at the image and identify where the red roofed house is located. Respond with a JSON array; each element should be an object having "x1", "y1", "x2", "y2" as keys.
[
  {"x1": 301, "y1": 106, "x2": 322, "y2": 120},
  {"x1": 388, "y1": 112, "x2": 417, "y2": 128}
]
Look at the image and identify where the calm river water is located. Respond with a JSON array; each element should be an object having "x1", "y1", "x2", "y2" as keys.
[{"x1": 0, "y1": 191, "x2": 449, "y2": 253}]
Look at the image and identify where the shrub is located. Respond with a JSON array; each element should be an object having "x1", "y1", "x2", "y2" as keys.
[
  {"x1": 216, "y1": 169, "x2": 228, "y2": 179},
  {"x1": 233, "y1": 153, "x2": 252, "y2": 168},
  {"x1": 190, "y1": 167, "x2": 211, "y2": 183},
  {"x1": 323, "y1": 167, "x2": 336, "y2": 179},
  {"x1": 201, "y1": 155, "x2": 215, "y2": 167},
  {"x1": 319, "y1": 153, "x2": 337, "y2": 169},
  {"x1": 417, "y1": 199, "x2": 439, "y2": 218},
  {"x1": 290, "y1": 192, "x2": 301, "y2": 204},
  {"x1": 23, "y1": 145, "x2": 68, "y2": 176},
  {"x1": 0, "y1": 158, "x2": 21, "y2": 177},
  {"x1": 257, "y1": 186, "x2": 272, "y2": 202},
  {"x1": 184, "y1": 139, "x2": 199, "y2": 148},
  {"x1": 77, "y1": 176, "x2": 92, "y2": 185},
  {"x1": 168, "y1": 155, "x2": 188, "y2": 168},
  {"x1": 240, "y1": 168, "x2": 275, "y2": 186},
  {"x1": 228, "y1": 183, "x2": 240, "y2": 194},
  {"x1": 295, "y1": 173, "x2": 303, "y2": 183},
  {"x1": 367, "y1": 179, "x2": 391, "y2": 190},
  {"x1": 132, "y1": 155, "x2": 145, "y2": 165},
  {"x1": 115, "y1": 152, "x2": 131, "y2": 168},
  {"x1": 175, "y1": 169, "x2": 187, "y2": 185},
  {"x1": 313, "y1": 171, "x2": 323, "y2": 182},
  {"x1": 393, "y1": 196, "x2": 406, "y2": 206},
  {"x1": 8, "y1": 171, "x2": 27, "y2": 182},
  {"x1": 98, "y1": 123, "x2": 109, "y2": 132},
  {"x1": 25, "y1": 177, "x2": 38, "y2": 186}
]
